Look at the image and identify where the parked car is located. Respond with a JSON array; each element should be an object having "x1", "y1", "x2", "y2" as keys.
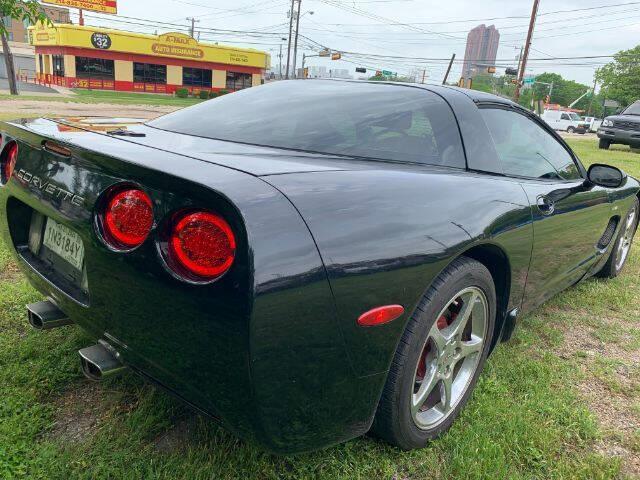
[
  {"x1": 1, "y1": 81, "x2": 638, "y2": 453},
  {"x1": 583, "y1": 116, "x2": 603, "y2": 133},
  {"x1": 597, "y1": 100, "x2": 640, "y2": 150},
  {"x1": 541, "y1": 109, "x2": 590, "y2": 133}
]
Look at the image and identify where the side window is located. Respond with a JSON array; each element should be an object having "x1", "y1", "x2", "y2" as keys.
[
  {"x1": 561, "y1": 113, "x2": 571, "y2": 120},
  {"x1": 480, "y1": 108, "x2": 582, "y2": 180}
]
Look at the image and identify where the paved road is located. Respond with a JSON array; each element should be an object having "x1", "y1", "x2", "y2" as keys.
[{"x1": 0, "y1": 78, "x2": 58, "y2": 94}]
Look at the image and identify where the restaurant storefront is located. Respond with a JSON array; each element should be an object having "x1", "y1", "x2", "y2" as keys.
[{"x1": 29, "y1": 23, "x2": 270, "y2": 94}]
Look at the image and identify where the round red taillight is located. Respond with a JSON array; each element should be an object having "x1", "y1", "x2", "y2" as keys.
[
  {"x1": 102, "y1": 188, "x2": 154, "y2": 250},
  {"x1": 167, "y1": 211, "x2": 236, "y2": 282},
  {"x1": 2, "y1": 141, "x2": 18, "y2": 184}
]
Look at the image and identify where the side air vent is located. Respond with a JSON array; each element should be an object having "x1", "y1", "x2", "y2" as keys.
[{"x1": 597, "y1": 217, "x2": 619, "y2": 250}]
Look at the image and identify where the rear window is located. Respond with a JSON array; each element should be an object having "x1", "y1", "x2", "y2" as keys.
[{"x1": 149, "y1": 80, "x2": 465, "y2": 168}]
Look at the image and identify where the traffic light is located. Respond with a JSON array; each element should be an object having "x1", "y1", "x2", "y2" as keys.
[
  {"x1": 331, "y1": 53, "x2": 342, "y2": 60},
  {"x1": 487, "y1": 66, "x2": 496, "y2": 74},
  {"x1": 355, "y1": 67, "x2": 367, "y2": 73},
  {"x1": 505, "y1": 67, "x2": 518, "y2": 76}
]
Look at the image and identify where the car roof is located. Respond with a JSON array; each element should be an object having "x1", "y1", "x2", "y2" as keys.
[{"x1": 304, "y1": 78, "x2": 517, "y2": 107}]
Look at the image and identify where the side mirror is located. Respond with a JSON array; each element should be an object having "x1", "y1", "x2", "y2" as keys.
[{"x1": 587, "y1": 163, "x2": 627, "y2": 189}]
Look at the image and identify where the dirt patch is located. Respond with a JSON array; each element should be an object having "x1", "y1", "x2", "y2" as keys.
[
  {"x1": 0, "y1": 100, "x2": 178, "y2": 120},
  {"x1": 554, "y1": 317, "x2": 640, "y2": 477},
  {"x1": 153, "y1": 414, "x2": 199, "y2": 453},
  {"x1": 46, "y1": 382, "x2": 105, "y2": 445},
  {"x1": 0, "y1": 261, "x2": 22, "y2": 282}
]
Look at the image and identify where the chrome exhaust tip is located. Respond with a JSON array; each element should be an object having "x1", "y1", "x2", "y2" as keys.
[
  {"x1": 79, "y1": 342, "x2": 125, "y2": 381},
  {"x1": 27, "y1": 300, "x2": 73, "y2": 330}
]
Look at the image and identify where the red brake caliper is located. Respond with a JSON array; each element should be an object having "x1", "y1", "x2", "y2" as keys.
[
  {"x1": 416, "y1": 315, "x2": 449, "y2": 379},
  {"x1": 416, "y1": 311, "x2": 458, "y2": 379}
]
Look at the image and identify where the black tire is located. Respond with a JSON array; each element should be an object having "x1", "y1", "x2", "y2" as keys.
[
  {"x1": 599, "y1": 139, "x2": 611, "y2": 150},
  {"x1": 370, "y1": 257, "x2": 496, "y2": 450},
  {"x1": 567, "y1": 126, "x2": 576, "y2": 134},
  {"x1": 596, "y1": 197, "x2": 639, "y2": 278}
]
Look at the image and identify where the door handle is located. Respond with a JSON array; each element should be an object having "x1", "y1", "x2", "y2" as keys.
[{"x1": 536, "y1": 195, "x2": 555, "y2": 215}]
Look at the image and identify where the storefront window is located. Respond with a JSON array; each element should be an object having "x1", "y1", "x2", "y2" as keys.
[
  {"x1": 226, "y1": 72, "x2": 252, "y2": 90},
  {"x1": 134, "y1": 63, "x2": 167, "y2": 84},
  {"x1": 52, "y1": 55, "x2": 65, "y2": 77},
  {"x1": 183, "y1": 68, "x2": 212, "y2": 88},
  {"x1": 75, "y1": 57, "x2": 114, "y2": 80}
]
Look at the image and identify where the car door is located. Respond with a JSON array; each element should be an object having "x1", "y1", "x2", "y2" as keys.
[
  {"x1": 479, "y1": 106, "x2": 614, "y2": 309},
  {"x1": 560, "y1": 112, "x2": 573, "y2": 130}
]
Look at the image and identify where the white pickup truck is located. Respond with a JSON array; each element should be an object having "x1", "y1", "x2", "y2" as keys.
[{"x1": 541, "y1": 110, "x2": 590, "y2": 133}]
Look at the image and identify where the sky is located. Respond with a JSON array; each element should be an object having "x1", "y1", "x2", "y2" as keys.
[{"x1": 61, "y1": 0, "x2": 640, "y2": 86}]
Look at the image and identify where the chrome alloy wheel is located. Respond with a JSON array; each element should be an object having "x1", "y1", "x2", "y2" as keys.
[
  {"x1": 411, "y1": 287, "x2": 488, "y2": 430},
  {"x1": 616, "y1": 205, "x2": 638, "y2": 271}
]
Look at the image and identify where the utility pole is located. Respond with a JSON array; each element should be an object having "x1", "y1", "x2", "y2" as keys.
[
  {"x1": 1, "y1": 27, "x2": 18, "y2": 95},
  {"x1": 442, "y1": 53, "x2": 456, "y2": 85},
  {"x1": 514, "y1": 0, "x2": 540, "y2": 103},
  {"x1": 79, "y1": 9, "x2": 85, "y2": 26},
  {"x1": 279, "y1": 43, "x2": 283, "y2": 78},
  {"x1": 421, "y1": 69, "x2": 426, "y2": 84},
  {"x1": 292, "y1": 0, "x2": 302, "y2": 78},
  {"x1": 186, "y1": 17, "x2": 200, "y2": 38},
  {"x1": 587, "y1": 78, "x2": 597, "y2": 116},
  {"x1": 516, "y1": 46, "x2": 523, "y2": 74},
  {"x1": 285, "y1": 0, "x2": 295, "y2": 78}
]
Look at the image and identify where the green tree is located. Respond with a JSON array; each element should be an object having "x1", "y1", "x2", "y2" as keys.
[
  {"x1": 368, "y1": 74, "x2": 415, "y2": 83},
  {"x1": 1, "y1": 0, "x2": 49, "y2": 95},
  {"x1": 595, "y1": 45, "x2": 640, "y2": 107},
  {"x1": 530, "y1": 72, "x2": 592, "y2": 108}
]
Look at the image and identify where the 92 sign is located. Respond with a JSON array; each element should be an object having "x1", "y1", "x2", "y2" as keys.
[{"x1": 91, "y1": 32, "x2": 112, "y2": 50}]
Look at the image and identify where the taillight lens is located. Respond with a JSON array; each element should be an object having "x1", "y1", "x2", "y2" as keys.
[
  {"x1": 102, "y1": 187, "x2": 154, "y2": 250},
  {"x1": 167, "y1": 211, "x2": 236, "y2": 282},
  {"x1": 1, "y1": 141, "x2": 18, "y2": 184}
]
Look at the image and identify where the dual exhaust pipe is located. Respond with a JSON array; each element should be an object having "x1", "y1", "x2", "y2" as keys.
[{"x1": 27, "y1": 300, "x2": 125, "y2": 381}]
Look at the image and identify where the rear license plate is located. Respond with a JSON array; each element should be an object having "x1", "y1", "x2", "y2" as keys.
[{"x1": 42, "y1": 218, "x2": 85, "y2": 271}]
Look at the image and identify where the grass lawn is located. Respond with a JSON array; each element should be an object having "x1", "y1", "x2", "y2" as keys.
[
  {"x1": 0, "y1": 89, "x2": 203, "y2": 107},
  {"x1": 0, "y1": 135, "x2": 638, "y2": 479}
]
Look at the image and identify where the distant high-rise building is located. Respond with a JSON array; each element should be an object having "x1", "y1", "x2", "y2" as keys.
[{"x1": 462, "y1": 24, "x2": 500, "y2": 79}]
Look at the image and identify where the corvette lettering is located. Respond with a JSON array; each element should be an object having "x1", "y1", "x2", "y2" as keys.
[{"x1": 16, "y1": 169, "x2": 85, "y2": 207}]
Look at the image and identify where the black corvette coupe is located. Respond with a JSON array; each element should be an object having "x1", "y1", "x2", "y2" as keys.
[{"x1": 1, "y1": 80, "x2": 638, "y2": 453}]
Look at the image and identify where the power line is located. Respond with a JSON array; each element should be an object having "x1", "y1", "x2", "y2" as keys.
[{"x1": 314, "y1": 1, "x2": 640, "y2": 26}]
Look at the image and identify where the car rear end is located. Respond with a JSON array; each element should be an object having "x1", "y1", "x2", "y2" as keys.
[{"x1": 0, "y1": 117, "x2": 380, "y2": 453}]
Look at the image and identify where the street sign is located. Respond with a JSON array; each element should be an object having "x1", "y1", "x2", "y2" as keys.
[
  {"x1": 382, "y1": 70, "x2": 396, "y2": 76},
  {"x1": 355, "y1": 67, "x2": 367, "y2": 74},
  {"x1": 604, "y1": 99, "x2": 620, "y2": 108},
  {"x1": 523, "y1": 75, "x2": 536, "y2": 85},
  {"x1": 42, "y1": 0, "x2": 117, "y2": 14}
]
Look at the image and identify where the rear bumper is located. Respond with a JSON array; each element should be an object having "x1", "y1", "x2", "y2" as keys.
[{"x1": 597, "y1": 127, "x2": 640, "y2": 146}]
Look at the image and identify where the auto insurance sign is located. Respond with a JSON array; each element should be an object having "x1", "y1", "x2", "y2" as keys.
[{"x1": 42, "y1": 0, "x2": 117, "y2": 15}]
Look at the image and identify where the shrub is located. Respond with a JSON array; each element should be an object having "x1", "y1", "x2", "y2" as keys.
[
  {"x1": 199, "y1": 90, "x2": 210, "y2": 100},
  {"x1": 218, "y1": 89, "x2": 229, "y2": 96},
  {"x1": 209, "y1": 91, "x2": 218, "y2": 99},
  {"x1": 176, "y1": 88, "x2": 189, "y2": 98}
]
